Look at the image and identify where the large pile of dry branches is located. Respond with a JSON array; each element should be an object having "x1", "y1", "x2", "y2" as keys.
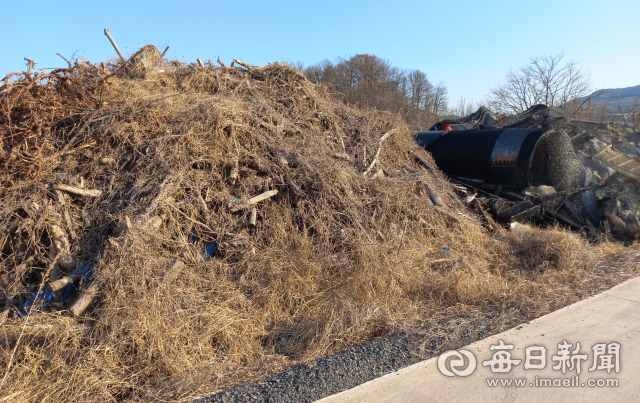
[{"x1": 1, "y1": 49, "x2": 638, "y2": 402}]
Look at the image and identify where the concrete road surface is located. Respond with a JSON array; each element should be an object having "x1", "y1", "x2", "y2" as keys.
[{"x1": 317, "y1": 277, "x2": 640, "y2": 403}]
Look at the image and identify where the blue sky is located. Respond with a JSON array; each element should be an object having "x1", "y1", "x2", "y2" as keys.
[{"x1": 1, "y1": 0, "x2": 638, "y2": 106}]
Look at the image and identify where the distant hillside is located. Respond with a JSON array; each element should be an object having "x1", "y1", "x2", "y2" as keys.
[{"x1": 584, "y1": 85, "x2": 640, "y2": 112}]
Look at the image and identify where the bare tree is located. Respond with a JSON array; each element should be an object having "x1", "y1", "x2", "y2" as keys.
[
  {"x1": 286, "y1": 60, "x2": 305, "y2": 72},
  {"x1": 614, "y1": 97, "x2": 640, "y2": 130},
  {"x1": 304, "y1": 60, "x2": 337, "y2": 85},
  {"x1": 429, "y1": 83, "x2": 448, "y2": 115},
  {"x1": 406, "y1": 69, "x2": 432, "y2": 109},
  {"x1": 489, "y1": 53, "x2": 592, "y2": 115},
  {"x1": 451, "y1": 97, "x2": 478, "y2": 118}
]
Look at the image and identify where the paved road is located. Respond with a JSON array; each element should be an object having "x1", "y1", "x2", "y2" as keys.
[{"x1": 317, "y1": 277, "x2": 640, "y2": 403}]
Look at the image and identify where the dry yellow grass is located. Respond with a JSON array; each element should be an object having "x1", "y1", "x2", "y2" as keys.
[{"x1": 1, "y1": 57, "x2": 638, "y2": 402}]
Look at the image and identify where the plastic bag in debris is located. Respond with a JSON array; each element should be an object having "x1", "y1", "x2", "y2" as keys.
[
  {"x1": 17, "y1": 264, "x2": 95, "y2": 316},
  {"x1": 202, "y1": 242, "x2": 218, "y2": 259},
  {"x1": 429, "y1": 106, "x2": 499, "y2": 131},
  {"x1": 180, "y1": 234, "x2": 218, "y2": 260},
  {"x1": 61, "y1": 264, "x2": 96, "y2": 301},
  {"x1": 18, "y1": 290, "x2": 55, "y2": 316}
]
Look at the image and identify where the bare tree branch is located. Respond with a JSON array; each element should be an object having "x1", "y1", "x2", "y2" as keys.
[{"x1": 489, "y1": 53, "x2": 592, "y2": 115}]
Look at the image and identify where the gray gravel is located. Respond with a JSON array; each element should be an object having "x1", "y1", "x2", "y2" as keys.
[{"x1": 196, "y1": 317, "x2": 493, "y2": 403}]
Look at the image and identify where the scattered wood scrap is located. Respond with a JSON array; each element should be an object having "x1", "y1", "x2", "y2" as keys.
[
  {"x1": 69, "y1": 282, "x2": 100, "y2": 317},
  {"x1": 363, "y1": 128, "x2": 398, "y2": 176},
  {"x1": 231, "y1": 190, "x2": 278, "y2": 212},
  {"x1": 54, "y1": 184, "x2": 102, "y2": 198},
  {"x1": 46, "y1": 275, "x2": 80, "y2": 292}
]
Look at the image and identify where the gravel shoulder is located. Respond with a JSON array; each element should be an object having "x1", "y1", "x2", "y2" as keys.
[{"x1": 196, "y1": 316, "x2": 494, "y2": 403}]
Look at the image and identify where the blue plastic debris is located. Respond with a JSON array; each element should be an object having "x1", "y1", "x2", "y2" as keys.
[
  {"x1": 441, "y1": 247, "x2": 450, "y2": 257},
  {"x1": 181, "y1": 233, "x2": 218, "y2": 260},
  {"x1": 16, "y1": 264, "x2": 96, "y2": 316},
  {"x1": 18, "y1": 290, "x2": 55, "y2": 316},
  {"x1": 201, "y1": 242, "x2": 218, "y2": 259}
]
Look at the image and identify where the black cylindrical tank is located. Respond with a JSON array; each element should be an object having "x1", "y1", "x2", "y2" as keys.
[{"x1": 414, "y1": 128, "x2": 581, "y2": 191}]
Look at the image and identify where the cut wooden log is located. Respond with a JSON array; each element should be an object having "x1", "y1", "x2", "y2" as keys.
[
  {"x1": 231, "y1": 59, "x2": 253, "y2": 69},
  {"x1": 197, "y1": 58, "x2": 205, "y2": 67},
  {"x1": 231, "y1": 190, "x2": 278, "y2": 212},
  {"x1": 46, "y1": 275, "x2": 80, "y2": 292},
  {"x1": 466, "y1": 193, "x2": 477, "y2": 204},
  {"x1": 54, "y1": 184, "x2": 102, "y2": 198},
  {"x1": 230, "y1": 59, "x2": 266, "y2": 79},
  {"x1": 69, "y1": 282, "x2": 99, "y2": 317}
]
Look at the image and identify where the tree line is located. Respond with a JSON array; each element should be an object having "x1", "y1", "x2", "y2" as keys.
[
  {"x1": 297, "y1": 54, "x2": 448, "y2": 130},
  {"x1": 295, "y1": 53, "x2": 624, "y2": 128}
]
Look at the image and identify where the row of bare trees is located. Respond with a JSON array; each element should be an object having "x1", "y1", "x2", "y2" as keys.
[
  {"x1": 574, "y1": 97, "x2": 640, "y2": 130},
  {"x1": 296, "y1": 53, "x2": 637, "y2": 130},
  {"x1": 301, "y1": 54, "x2": 448, "y2": 130}
]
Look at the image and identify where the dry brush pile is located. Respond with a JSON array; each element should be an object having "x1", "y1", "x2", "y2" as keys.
[{"x1": 1, "y1": 49, "x2": 639, "y2": 402}]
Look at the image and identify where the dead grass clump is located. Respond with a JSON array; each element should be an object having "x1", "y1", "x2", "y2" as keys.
[
  {"x1": 1, "y1": 53, "x2": 639, "y2": 402},
  {"x1": 493, "y1": 225, "x2": 638, "y2": 318},
  {"x1": 503, "y1": 224, "x2": 596, "y2": 274}
]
